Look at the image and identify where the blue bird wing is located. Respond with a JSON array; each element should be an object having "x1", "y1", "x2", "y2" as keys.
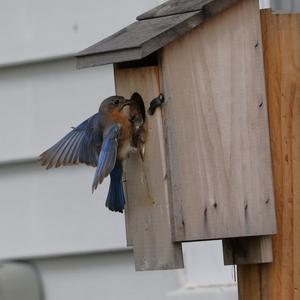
[
  {"x1": 39, "y1": 113, "x2": 102, "y2": 169},
  {"x1": 92, "y1": 124, "x2": 121, "y2": 192}
]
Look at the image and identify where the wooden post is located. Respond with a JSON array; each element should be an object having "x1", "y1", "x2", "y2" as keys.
[{"x1": 237, "y1": 10, "x2": 300, "y2": 300}]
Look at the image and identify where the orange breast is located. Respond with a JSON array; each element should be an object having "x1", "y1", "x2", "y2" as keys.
[
  {"x1": 108, "y1": 111, "x2": 132, "y2": 160},
  {"x1": 109, "y1": 111, "x2": 131, "y2": 135}
]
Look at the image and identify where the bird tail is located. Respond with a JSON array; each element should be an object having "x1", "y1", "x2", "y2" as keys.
[{"x1": 106, "y1": 160, "x2": 125, "y2": 213}]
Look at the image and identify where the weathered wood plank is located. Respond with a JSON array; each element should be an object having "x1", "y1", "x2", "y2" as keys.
[
  {"x1": 161, "y1": 0, "x2": 276, "y2": 241},
  {"x1": 114, "y1": 66, "x2": 183, "y2": 271},
  {"x1": 137, "y1": 0, "x2": 239, "y2": 20},
  {"x1": 204, "y1": 0, "x2": 240, "y2": 17},
  {"x1": 137, "y1": 0, "x2": 209, "y2": 20},
  {"x1": 80, "y1": 12, "x2": 198, "y2": 54},
  {"x1": 77, "y1": 12, "x2": 203, "y2": 68},
  {"x1": 77, "y1": 0, "x2": 242, "y2": 68},
  {"x1": 222, "y1": 236, "x2": 273, "y2": 265},
  {"x1": 237, "y1": 10, "x2": 300, "y2": 300},
  {"x1": 77, "y1": 48, "x2": 143, "y2": 69}
]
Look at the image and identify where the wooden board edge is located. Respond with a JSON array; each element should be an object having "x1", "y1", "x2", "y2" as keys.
[{"x1": 222, "y1": 236, "x2": 273, "y2": 265}]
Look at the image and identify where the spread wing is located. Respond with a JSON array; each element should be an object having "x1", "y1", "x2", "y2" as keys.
[
  {"x1": 92, "y1": 124, "x2": 120, "y2": 192},
  {"x1": 39, "y1": 113, "x2": 102, "y2": 169}
]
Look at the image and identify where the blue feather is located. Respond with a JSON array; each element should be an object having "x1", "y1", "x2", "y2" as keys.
[
  {"x1": 106, "y1": 160, "x2": 125, "y2": 213},
  {"x1": 92, "y1": 124, "x2": 120, "y2": 191},
  {"x1": 40, "y1": 113, "x2": 101, "y2": 168}
]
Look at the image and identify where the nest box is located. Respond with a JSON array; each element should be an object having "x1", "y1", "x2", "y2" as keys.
[{"x1": 76, "y1": 0, "x2": 276, "y2": 271}]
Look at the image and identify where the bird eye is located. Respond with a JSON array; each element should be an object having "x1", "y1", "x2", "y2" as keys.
[{"x1": 113, "y1": 99, "x2": 120, "y2": 105}]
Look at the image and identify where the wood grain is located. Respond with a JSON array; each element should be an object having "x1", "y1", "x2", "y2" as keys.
[
  {"x1": 137, "y1": 0, "x2": 208, "y2": 20},
  {"x1": 76, "y1": 12, "x2": 203, "y2": 68},
  {"x1": 137, "y1": 0, "x2": 239, "y2": 20},
  {"x1": 237, "y1": 10, "x2": 300, "y2": 300},
  {"x1": 223, "y1": 236, "x2": 272, "y2": 265},
  {"x1": 114, "y1": 66, "x2": 183, "y2": 271},
  {"x1": 77, "y1": 0, "x2": 242, "y2": 68},
  {"x1": 237, "y1": 264, "x2": 262, "y2": 300},
  {"x1": 161, "y1": 0, "x2": 276, "y2": 241}
]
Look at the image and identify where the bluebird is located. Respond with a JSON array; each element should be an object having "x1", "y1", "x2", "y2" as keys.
[{"x1": 39, "y1": 95, "x2": 132, "y2": 213}]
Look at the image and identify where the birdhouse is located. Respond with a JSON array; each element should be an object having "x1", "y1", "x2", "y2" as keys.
[{"x1": 76, "y1": 0, "x2": 276, "y2": 271}]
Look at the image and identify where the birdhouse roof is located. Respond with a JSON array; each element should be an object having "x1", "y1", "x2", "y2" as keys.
[{"x1": 76, "y1": 0, "x2": 239, "y2": 69}]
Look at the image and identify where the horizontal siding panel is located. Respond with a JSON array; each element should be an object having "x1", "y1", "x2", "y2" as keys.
[
  {"x1": 271, "y1": 0, "x2": 300, "y2": 12},
  {"x1": 0, "y1": 0, "x2": 159, "y2": 66},
  {"x1": 32, "y1": 251, "x2": 236, "y2": 300},
  {"x1": 34, "y1": 252, "x2": 182, "y2": 300},
  {"x1": 0, "y1": 161, "x2": 126, "y2": 259},
  {"x1": 0, "y1": 58, "x2": 114, "y2": 162}
]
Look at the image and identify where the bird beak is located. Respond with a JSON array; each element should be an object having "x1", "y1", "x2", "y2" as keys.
[{"x1": 119, "y1": 98, "x2": 132, "y2": 111}]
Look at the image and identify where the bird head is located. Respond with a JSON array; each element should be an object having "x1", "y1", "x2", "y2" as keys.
[{"x1": 99, "y1": 96, "x2": 131, "y2": 114}]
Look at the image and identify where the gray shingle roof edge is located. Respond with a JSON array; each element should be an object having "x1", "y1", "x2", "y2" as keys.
[{"x1": 76, "y1": 0, "x2": 239, "y2": 69}]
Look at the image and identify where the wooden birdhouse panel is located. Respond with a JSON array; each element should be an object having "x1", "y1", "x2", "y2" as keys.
[
  {"x1": 160, "y1": 0, "x2": 276, "y2": 241},
  {"x1": 222, "y1": 236, "x2": 273, "y2": 265},
  {"x1": 114, "y1": 66, "x2": 183, "y2": 270}
]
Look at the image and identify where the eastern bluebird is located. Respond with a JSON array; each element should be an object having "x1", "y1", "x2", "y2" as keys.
[{"x1": 39, "y1": 95, "x2": 133, "y2": 213}]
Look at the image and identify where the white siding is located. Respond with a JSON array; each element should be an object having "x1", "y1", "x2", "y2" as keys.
[
  {"x1": 32, "y1": 251, "x2": 237, "y2": 300},
  {"x1": 183, "y1": 242, "x2": 235, "y2": 286},
  {"x1": 0, "y1": 161, "x2": 126, "y2": 259},
  {"x1": 271, "y1": 0, "x2": 300, "y2": 12},
  {"x1": 0, "y1": 59, "x2": 114, "y2": 162},
  {"x1": 0, "y1": 0, "x2": 158, "y2": 66},
  {"x1": 258, "y1": 0, "x2": 300, "y2": 12},
  {"x1": 260, "y1": 0, "x2": 271, "y2": 8}
]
